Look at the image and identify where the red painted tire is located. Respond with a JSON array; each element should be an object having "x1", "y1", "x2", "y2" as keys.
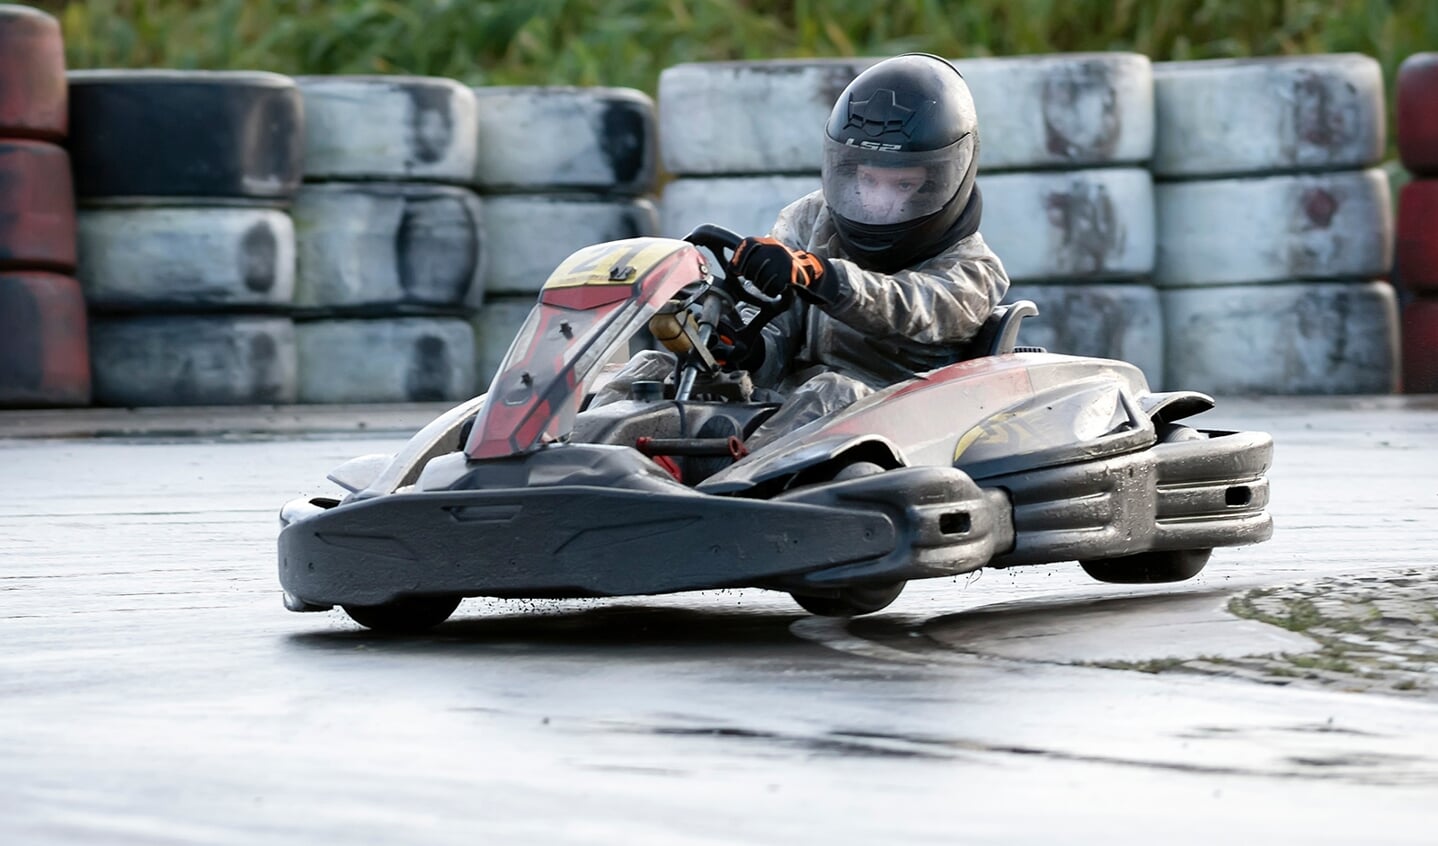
[
  {"x1": 0, "y1": 6, "x2": 67, "y2": 140},
  {"x1": 0, "y1": 272, "x2": 91, "y2": 407},
  {"x1": 1396, "y1": 180, "x2": 1438, "y2": 292},
  {"x1": 1402, "y1": 296, "x2": 1438, "y2": 394},
  {"x1": 0, "y1": 139, "x2": 76, "y2": 272},
  {"x1": 1397, "y1": 53, "x2": 1438, "y2": 176}
]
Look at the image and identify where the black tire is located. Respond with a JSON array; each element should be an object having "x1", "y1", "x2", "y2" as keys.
[
  {"x1": 342, "y1": 596, "x2": 461, "y2": 633},
  {"x1": 1079, "y1": 548, "x2": 1211, "y2": 584},
  {"x1": 790, "y1": 581, "x2": 906, "y2": 617}
]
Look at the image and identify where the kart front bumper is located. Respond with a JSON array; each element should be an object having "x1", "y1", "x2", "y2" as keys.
[{"x1": 278, "y1": 465, "x2": 1012, "y2": 609}]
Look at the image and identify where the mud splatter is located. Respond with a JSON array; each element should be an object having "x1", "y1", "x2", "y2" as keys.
[
  {"x1": 239, "y1": 220, "x2": 278, "y2": 293},
  {"x1": 1042, "y1": 60, "x2": 1121, "y2": 161},
  {"x1": 598, "y1": 100, "x2": 648, "y2": 185},
  {"x1": 406, "y1": 86, "x2": 456, "y2": 165},
  {"x1": 405, "y1": 334, "x2": 453, "y2": 401},
  {"x1": 1043, "y1": 179, "x2": 1123, "y2": 274}
]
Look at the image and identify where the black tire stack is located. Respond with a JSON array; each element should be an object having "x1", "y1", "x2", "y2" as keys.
[
  {"x1": 1152, "y1": 56, "x2": 1398, "y2": 395},
  {"x1": 955, "y1": 54, "x2": 1163, "y2": 387},
  {"x1": 68, "y1": 70, "x2": 304, "y2": 406},
  {"x1": 469, "y1": 86, "x2": 659, "y2": 389},
  {"x1": 0, "y1": 5, "x2": 88, "y2": 408},
  {"x1": 292, "y1": 76, "x2": 483, "y2": 403}
]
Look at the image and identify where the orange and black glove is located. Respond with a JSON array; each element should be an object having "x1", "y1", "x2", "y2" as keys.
[{"x1": 733, "y1": 237, "x2": 835, "y2": 301}]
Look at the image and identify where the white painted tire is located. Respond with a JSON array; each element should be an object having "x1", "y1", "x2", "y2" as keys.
[
  {"x1": 1152, "y1": 55, "x2": 1385, "y2": 178},
  {"x1": 481, "y1": 195, "x2": 657, "y2": 295},
  {"x1": 1006, "y1": 283, "x2": 1164, "y2": 388},
  {"x1": 952, "y1": 53, "x2": 1153, "y2": 171},
  {"x1": 658, "y1": 59, "x2": 874, "y2": 175},
  {"x1": 473, "y1": 86, "x2": 657, "y2": 195},
  {"x1": 296, "y1": 317, "x2": 475, "y2": 403},
  {"x1": 980, "y1": 168, "x2": 1155, "y2": 282},
  {"x1": 1155, "y1": 168, "x2": 1391, "y2": 287},
  {"x1": 660, "y1": 176, "x2": 820, "y2": 239},
  {"x1": 293, "y1": 183, "x2": 483, "y2": 312},
  {"x1": 77, "y1": 207, "x2": 295, "y2": 309},
  {"x1": 297, "y1": 76, "x2": 479, "y2": 183},
  {"x1": 1163, "y1": 281, "x2": 1398, "y2": 395},
  {"x1": 471, "y1": 296, "x2": 537, "y2": 390},
  {"x1": 90, "y1": 315, "x2": 298, "y2": 406}
]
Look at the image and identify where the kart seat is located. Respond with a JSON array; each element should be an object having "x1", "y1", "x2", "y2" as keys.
[{"x1": 957, "y1": 299, "x2": 1041, "y2": 359}]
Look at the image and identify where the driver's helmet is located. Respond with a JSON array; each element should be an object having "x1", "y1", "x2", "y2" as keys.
[{"x1": 822, "y1": 53, "x2": 979, "y2": 271}]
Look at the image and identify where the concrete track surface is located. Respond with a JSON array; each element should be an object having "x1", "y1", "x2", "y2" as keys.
[{"x1": 1, "y1": 397, "x2": 1436, "y2": 844}]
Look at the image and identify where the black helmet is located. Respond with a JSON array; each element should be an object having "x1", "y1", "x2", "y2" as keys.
[{"x1": 822, "y1": 53, "x2": 979, "y2": 271}]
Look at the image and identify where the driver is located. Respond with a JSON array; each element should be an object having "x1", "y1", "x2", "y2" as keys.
[{"x1": 601, "y1": 53, "x2": 1010, "y2": 448}]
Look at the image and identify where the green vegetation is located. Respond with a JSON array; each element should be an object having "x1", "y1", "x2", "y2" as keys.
[{"x1": 33, "y1": 0, "x2": 1438, "y2": 96}]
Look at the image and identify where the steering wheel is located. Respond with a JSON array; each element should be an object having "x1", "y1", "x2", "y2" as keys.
[{"x1": 681, "y1": 224, "x2": 793, "y2": 313}]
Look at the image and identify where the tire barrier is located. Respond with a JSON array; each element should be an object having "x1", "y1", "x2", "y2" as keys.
[
  {"x1": 1152, "y1": 55, "x2": 1385, "y2": 179},
  {"x1": 297, "y1": 76, "x2": 479, "y2": 184},
  {"x1": 658, "y1": 59, "x2": 875, "y2": 176},
  {"x1": 482, "y1": 195, "x2": 658, "y2": 295},
  {"x1": 472, "y1": 86, "x2": 657, "y2": 195},
  {"x1": 659, "y1": 175, "x2": 819, "y2": 240},
  {"x1": 0, "y1": 5, "x2": 66, "y2": 140},
  {"x1": 1397, "y1": 53, "x2": 1438, "y2": 177},
  {"x1": 76, "y1": 207, "x2": 295, "y2": 310},
  {"x1": 1155, "y1": 168, "x2": 1392, "y2": 287},
  {"x1": 1396, "y1": 180, "x2": 1438, "y2": 293},
  {"x1": 951, "y1": 53, "x2": 1153, "y2": 171},
  {"x1": 0, "y1": 7, "x2": 85, "y2": 408},
  {"x1": 1401, "y1": 297, "x2": 1438, "y2": 394},
  {"x1": 1007, "y1": 283, "x2": 1164, "y2": 384},
  {"x1": 0, "y1": 139, "x2": 76, "y2": 271},
  {"x1": 471, "y1": 296, "x2": 535, "y2": 391},
  {"x1": 67, "y1": 70, "x2": 304, "y2": 205},
  {"x1": 1163, "y1": 281, "x2": 1399, "y2": 395},
  {"x1": 295, "y1": 317, "x2": 475, "y2": 403},
  {"x1": 1151, "y1": 54, "x2": 1393, "y2": 395},
  {"x1": 292, "y1": 183, "x2": 483, "y2": 313},
  {"x1": 0, "y1": 272, "x2": 90, "y2": 407},
  {"x1": 89, "y1": 315, "x2": 298, "y2": 407},
  {"x1": 980, "y1": 168, "x2": 1155, "y2": 282},
  {"x1": 291, "y1": 76, "x2": 486, "y2": 400}
]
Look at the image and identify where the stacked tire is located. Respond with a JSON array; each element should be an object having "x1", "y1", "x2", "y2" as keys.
[
  {"x1": 1152, "y1": 55, "x2": 1398, "y2": 395},
  {"x1": 1395, "y1": 54, "x2": 1438, "y2": 393},
  {"x1": 292, "y1": 76, "x2": 483, "y2": 403},
  {"x1": 0, "y1": 6, "x2": 88, "y2": 408},
  {"x1": 470, "y1": 86, "x2": 659, "y2": 388},
  {"x1": 954, "y1": 53, "x2": 1162, "y2": 387},
  {"x1": 68, "y1": 70, "x2": 304, "y2": 406},
  {"x1": 657, "y1": 60, "x2": 868, "y2": 240}
]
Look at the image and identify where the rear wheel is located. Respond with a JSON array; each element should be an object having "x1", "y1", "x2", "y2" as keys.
[
  {"x1": 1079, "y1": 548, "x2": 1211, "y2": 584},
  {"x1": 790, "y1": 581, "x2": 907, "y2": 617},
  {"x1": 342, "y1": 596, "x2": 461, "y2": 632}
]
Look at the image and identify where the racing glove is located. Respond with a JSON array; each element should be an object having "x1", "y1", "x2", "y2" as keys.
[{"x1": 733, "y1": 236, "x2": 836, "y2": 302}]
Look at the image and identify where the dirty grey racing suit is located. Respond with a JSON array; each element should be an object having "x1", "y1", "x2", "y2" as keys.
[{"x1": 597, "y1": 189, "x2": 1010, "y2": 448}]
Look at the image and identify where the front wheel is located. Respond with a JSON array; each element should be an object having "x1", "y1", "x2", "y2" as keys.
[
  {"x1": 342, "y1": 596, "x2": 462, "y2": 632},
  {"x1": 1079, "y1": 549, "x2": 1211, "y2": 584},
  {"x1": 790, "y1": 581, "x2": 906, "y2": 617}
]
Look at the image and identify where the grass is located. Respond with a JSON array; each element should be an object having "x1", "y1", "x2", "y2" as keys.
[{"x1": 30, "y1": 0, "x2": 1438, "y2": 98}]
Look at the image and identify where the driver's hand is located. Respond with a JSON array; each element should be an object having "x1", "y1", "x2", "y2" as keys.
[{"x1": 733, "y1": 237, "x2": 832, "y2": 298}]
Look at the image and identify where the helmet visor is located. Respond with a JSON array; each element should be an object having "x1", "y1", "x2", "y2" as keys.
[{"x1": 822, "y1": 134, "x2": 972, "y2": 226}]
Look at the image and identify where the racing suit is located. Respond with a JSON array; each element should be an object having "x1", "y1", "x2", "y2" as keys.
[{"x1": 597, "y1": 189, "x2": 1010, "y2": 448}]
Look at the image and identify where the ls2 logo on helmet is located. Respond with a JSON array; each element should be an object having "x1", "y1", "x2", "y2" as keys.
[{"x1": 845, "y1": 138, "x2": 904, "y2": 152}]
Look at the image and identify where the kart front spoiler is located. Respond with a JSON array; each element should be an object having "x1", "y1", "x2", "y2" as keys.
[{"x1": 278, "y1": 465, "x2": 1012, "y2": 609}]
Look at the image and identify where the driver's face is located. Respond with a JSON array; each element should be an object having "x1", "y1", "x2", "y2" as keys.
[{"x1": 856, "y1": 164, "x2": 928, "y2": 222}]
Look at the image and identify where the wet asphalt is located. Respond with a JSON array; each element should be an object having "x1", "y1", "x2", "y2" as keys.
[{"x1": 1, "y1": 396, "x2": 1436, "y2": 844}]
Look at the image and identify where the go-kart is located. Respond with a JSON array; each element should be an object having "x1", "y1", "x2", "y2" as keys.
[{"x1": 277, "y1": 225, "x2": 1273, "y2": 632}]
